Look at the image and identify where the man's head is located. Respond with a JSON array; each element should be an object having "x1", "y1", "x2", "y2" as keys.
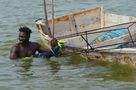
[{"x1": 18, "y1": 26, "x2": 32, "y2": 44}]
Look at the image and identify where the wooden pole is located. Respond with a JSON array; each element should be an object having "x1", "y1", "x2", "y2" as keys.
[
  {"x1": 51, "y1": 0, "x2": 55, "y2": 38},
  {"x1": 43, "y1": 0, "x2": 52, "y2": 37}
]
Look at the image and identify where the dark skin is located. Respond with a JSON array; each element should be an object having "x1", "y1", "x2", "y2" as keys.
[{"x1": 10, "y1": 31, "x2": 47, "y2": 59}]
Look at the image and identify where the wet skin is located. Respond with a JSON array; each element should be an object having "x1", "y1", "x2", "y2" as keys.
[{"x1": 10, "y1": 32, "x2": 45, "y2": 59}]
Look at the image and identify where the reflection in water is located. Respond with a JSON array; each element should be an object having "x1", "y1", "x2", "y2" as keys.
[
  {"x1": 104, "y1": 62, "x2": 136, "y2": 82},
  {"x1": 84, "y1": 61, "x2": 136, "y2": 82},
  {"x1": 49, "y1": 60, "x2": 60, "y2": 75},
  {"x1": 12, "y1": 58, "x2": 33, "y2": 80},
  {"x1": 20, "y1": 59, "x2": 32, "y2": 72},
  {"x1": 47, "y1": 56, "x2": 71, "y2": 75},
  {"x1": 12, "y1": 57, "x2": 61, "y2": 79}
]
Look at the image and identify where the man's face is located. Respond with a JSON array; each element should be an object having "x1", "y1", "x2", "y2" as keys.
[{"x1": 18, "y1": 32, "x2": 29, "y2": 44}]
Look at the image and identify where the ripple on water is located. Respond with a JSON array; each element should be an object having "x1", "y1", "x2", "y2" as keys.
[{"x1": 1, "y1": 0, "x2": 136, "y2": 90}]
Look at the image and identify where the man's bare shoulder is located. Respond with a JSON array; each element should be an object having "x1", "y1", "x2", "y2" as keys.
[
  {"x1": 11, "y1": 43, "x2": 20, "y2": 49},
  {"x1": 29, "y1": 42, "x2": 41, "y2": 48},
  {"x1": 10, "y1": 43, "x2": 20, "y2": 55},
  {"x1": 30, "y1": 42, "x2": 40, "y2": 45}
]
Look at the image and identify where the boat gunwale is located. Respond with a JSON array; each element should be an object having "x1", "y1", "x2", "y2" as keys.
[{"x1": 35, "y1": 20, "x2": 136, "y2": 40}]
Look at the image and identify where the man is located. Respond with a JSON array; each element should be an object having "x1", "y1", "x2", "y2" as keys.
[{"x1": 10, "y1": 26, "x2": 48, "y2": 59}]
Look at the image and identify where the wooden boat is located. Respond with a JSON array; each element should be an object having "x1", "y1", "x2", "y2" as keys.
[{"x1": 35, "y1": 7, "x2": 136, "y2": 67}]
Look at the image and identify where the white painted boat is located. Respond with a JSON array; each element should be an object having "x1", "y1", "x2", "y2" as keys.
[{"x1": 35, "y1": 7, "x2": 136, "y2": 67}]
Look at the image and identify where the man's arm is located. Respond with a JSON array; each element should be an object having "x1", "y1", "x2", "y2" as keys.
[
  {"x1": 34, "y1": 42, "x2": 49, "y2": 53},
  {"x1": 10, "y1": 46, "x2": 19, "y2": 59}
]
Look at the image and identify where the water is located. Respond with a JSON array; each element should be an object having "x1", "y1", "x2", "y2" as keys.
[{"x1": 0, "y1": 0, "x2": 136, "y2": 90}]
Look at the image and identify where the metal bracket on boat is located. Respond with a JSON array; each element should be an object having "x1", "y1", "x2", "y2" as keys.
[
  {"x1": 128, "y1": 23, "x2": 135, "y2": 45},
  {"x1": 80, "y1": 32, "x2": 94, "y2": 51}
]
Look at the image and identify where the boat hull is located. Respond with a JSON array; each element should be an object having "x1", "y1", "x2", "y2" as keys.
[{"x1": 80, "y1": 48, "x2": 136, "y2": 67}]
